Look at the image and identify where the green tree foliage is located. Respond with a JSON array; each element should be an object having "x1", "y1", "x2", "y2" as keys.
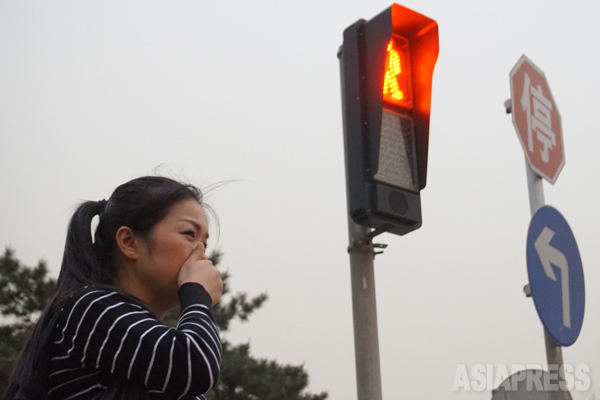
[
  {"x1": 213, "y1": 341, "x2": 327, "y2": 400},
  {"x1": 0, "y1": 248, "x2": 327, "y2": 400},
  {"x1": 0, "y1": 248, "x2": 56, "y2": 394}
]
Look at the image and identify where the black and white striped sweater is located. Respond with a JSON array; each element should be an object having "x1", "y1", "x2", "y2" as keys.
[{"x1": 48, "y1": 282, "x2": 221, "y2": 399}]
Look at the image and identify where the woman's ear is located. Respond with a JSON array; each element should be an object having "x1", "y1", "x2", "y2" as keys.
[{"x1": 115, "y1": 226, "x2": 139, "y2": 261}]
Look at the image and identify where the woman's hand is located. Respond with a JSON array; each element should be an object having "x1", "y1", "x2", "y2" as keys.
[{"x1": 178, "y1": 244, "x2": 223, "y2": 305}]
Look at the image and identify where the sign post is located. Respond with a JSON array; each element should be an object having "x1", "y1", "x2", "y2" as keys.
[
  {"x1": 507, "y1": 55, "x2": 581, "y2": 400},
  {"x1": 523, "y1": 165, "x2": 570, "y2": 400}
]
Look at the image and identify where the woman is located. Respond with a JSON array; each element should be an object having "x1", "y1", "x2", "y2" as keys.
[{"x1": 5, "y1": 176, "x2": 223, "y2": 400}]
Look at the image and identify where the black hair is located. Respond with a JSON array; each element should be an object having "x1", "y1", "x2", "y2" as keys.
[{"x1": 4, "y1": 176, "x2": 205, "y2": 399}]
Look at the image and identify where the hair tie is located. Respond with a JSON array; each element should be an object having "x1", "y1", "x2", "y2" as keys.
[{"x1": 97, "y1": 199, "x2": 108, "y2": 214}]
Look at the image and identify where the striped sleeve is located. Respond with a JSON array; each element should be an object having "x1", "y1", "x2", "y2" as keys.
[{"x1": 49, "y1": 283, "x2": 221, "y2": 399}]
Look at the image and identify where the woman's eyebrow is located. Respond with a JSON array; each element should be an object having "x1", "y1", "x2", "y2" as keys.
[{"x1": 181, "y1": 219, "x2": 202, "y2": 231}]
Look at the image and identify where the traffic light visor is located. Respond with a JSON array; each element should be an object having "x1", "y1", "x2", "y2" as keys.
[
  {"x1": 390, "y1": 3, "x2": 438, "y2": 116},
  {"x1": 383, "y1": 35, "x2": 412, "y2": 109}
]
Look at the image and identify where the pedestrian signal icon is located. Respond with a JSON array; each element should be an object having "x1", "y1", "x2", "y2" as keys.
[{"x1": 383, "y1": 37, "x2": 412, "y2": 109}]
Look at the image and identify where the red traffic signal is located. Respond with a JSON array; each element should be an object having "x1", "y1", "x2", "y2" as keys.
[
  {"x1": 383, "y1": 37, "x2": 413, "y2": 109},
  {"x1": 339, "y1": 4, "x2": 439, "y2": 236}
]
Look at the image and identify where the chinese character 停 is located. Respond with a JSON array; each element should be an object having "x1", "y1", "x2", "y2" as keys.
[{"x1": 521, "y1": 72, "x2": 556, "y2": 163}]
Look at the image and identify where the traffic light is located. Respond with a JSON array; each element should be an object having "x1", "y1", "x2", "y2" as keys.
[{"x1": 339, "y1": 4, "x2": 439, "y2": 236}]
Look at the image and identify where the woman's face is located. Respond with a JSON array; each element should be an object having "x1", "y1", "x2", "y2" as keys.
[{"x1": 133, "y1": 198, "x2": 209, "y2": 313}]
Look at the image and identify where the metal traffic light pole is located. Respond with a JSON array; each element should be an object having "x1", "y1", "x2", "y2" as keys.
[
  {"x1": 339, "y1": 45, "x2": 384, "y2": 400},
  {"x1": 337, "y1": 5, "x2": 438, "y2": 398},
  {"x1": 337, "y1": 6, "x2": 437, "y2": 399},
  {"x1": 346, "y1": 223, "x2": 384, "y2": 400}
]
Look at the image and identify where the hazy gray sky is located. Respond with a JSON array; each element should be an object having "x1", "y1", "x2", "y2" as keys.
[{"x1": 1, "y1": 1, "x2": 599, "y2": 399}]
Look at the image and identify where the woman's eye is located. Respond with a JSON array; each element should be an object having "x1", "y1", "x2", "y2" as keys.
[{"x1": 184, "y1": 231, "x2": 195, "y2": 238}]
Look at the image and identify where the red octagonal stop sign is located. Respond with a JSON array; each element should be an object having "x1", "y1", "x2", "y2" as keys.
[{"x1": 510, "y1": 54, "x2": 564, "y2": 184}]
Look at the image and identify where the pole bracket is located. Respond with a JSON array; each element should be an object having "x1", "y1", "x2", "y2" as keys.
[
  {"x1": 373, "y1": 243, "x2": 388, "y2": 257},
  {"x1": 347, "y1": 235, "x2": 388, "y2": 258}
]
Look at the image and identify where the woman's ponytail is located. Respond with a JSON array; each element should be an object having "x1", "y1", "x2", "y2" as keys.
[{"x1": 55, "y1": 200, "x2": 111, "y2": 294}]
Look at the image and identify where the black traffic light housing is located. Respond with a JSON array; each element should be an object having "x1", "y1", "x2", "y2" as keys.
[{"x1": 339, "y1": 4, "x2": 439, "y2": 236}]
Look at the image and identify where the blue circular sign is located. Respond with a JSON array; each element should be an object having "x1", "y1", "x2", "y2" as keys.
[{"x1": 527, "y1": 206, "x2": 584, "y2": 346}]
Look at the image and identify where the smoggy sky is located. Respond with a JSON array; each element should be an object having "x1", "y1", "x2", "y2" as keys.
[{"x1": 1, "y1": 1, "x2": 599, "y2": 399}]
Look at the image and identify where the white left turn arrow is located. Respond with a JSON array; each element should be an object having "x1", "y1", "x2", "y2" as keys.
[{"x1": 534, "y1": 226, "x2": 570, "y2": 328}]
